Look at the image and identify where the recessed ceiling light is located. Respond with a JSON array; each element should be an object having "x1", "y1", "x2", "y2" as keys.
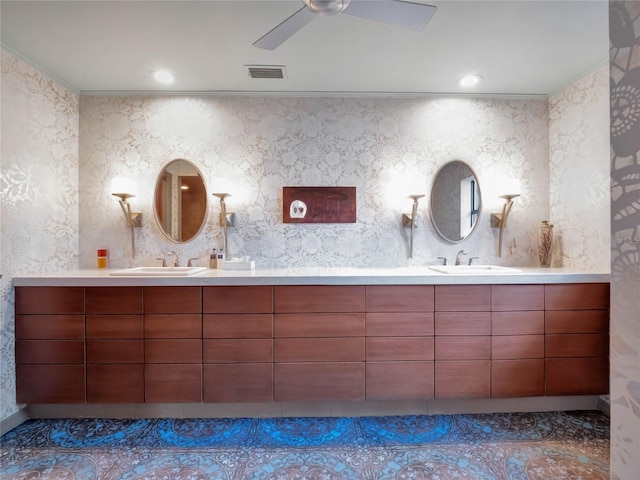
[
  {"x1": 152, "y1": 70, "x2": 175, "y2": 84},
  {"x1": 458, "y1": 74, "x2": 483, "y2": 88}
]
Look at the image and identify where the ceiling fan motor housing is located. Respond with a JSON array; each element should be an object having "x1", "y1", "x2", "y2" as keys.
[{"x1": 303, "y1": 0, "x2": 352, "y2": 15}]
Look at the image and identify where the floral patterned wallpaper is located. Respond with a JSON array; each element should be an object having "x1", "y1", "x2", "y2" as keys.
[
  {"x1": 609, "y1": 1, "x2": 640, "y2": 478},
  {"x1": 0, "y1": 51, "x2": 79, "y2": 422}
]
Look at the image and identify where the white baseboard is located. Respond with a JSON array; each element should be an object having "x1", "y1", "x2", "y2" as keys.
[{"x1": 0, "y1": 408, "x2": 29, "y2": 435}]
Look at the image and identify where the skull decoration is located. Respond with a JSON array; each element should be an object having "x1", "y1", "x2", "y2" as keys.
[{"x1": 289, "y1": 200, "x2": 308, "y2": 219}]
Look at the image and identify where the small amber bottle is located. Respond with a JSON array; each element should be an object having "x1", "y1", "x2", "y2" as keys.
[{"x1": 97, "y1": 249, "x2": 108, "y2": 268}]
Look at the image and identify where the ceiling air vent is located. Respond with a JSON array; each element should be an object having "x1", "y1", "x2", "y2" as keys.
[{"x1": 246, "y1": 65, "x2": 286, "y2": 79}]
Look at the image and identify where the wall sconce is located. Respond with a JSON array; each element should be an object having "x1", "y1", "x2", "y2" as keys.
[
  {"x1": 111, "y1": 178, "x2": 142, "y2": 258},
  {"x1": 212, "y1": 193, "x2": 235, "y2": 259},
  {"x1": 491, "y1": 192, "x2": 520, "y2": 257},
  {"x1": 402, "y1": 194, "x2": 425, "y2": 259}
]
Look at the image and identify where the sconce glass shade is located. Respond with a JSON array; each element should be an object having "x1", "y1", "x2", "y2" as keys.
[{"x1": 111, "y1": 177, "x2": 137, "y2": 197}]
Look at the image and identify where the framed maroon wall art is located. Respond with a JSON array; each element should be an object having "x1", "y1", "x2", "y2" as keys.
[{"x1": 283, "y1": 186, "x2": 356, "y2": 224}]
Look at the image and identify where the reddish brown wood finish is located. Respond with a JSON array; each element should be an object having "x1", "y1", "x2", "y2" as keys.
[
  {"x1": 282, "y1": 186, "x2": 356, "y2": 224},
  {"x1": 492, "y1": 336, "x2": 544, "y2": 360},
  {"x1": 434, "y1": 312, "x2": 491, "y2": 336},
  {"x1": 275, "y1": 313, "x2": 364, "y2": 337},
  {"x1": 145, "y1": 339, "x2": 202, "y2": 364},
  {"x1": 366, "y1": 337, "x2": 434, "y2": 361},
  {"x1": 492, "y1": 311, "x2": 544, "y2": 335},
  {"x1": 435, "y1": 337, "x2": 491, "y2": 360},
  {"x1": 204, "y1": 339, "x2": 273, "y2": 363},
  {"x1": 434, "y1": 285, "x2": 491, "y2": 312},
  {"x1": 275, "y1": 338, "x2": 365, "y2": 363},
  {"x1": 366, "y1": 362, "x2": 434, "y2": 400},
  {"x1": 16, "y1": 365, "x2": 85, "y2": 403},
  {"x1": 204, "y1": 364, "x2": 273, "y2": 402},
  {"x1": 544, "y1": 283, "x2": 610, "y2": 310},
  {"x1": 16, "y1": 340, "x2": 84, "y2": 364},
  {"x1": 15, "y1": 287, "x2": 84, "y2": 315},
  {"x1": 15, "y1": 314, "x2": 84, "y2": 339},
  {"x1": 492, "y1": 359, "x2": 544, "y2": 398},
  {"x1": 545, "y1": 357, "x2": 609, "y2": 395},
  {"x1": 545, "y1": 310, "x2": 609, "y2": 333},
  {"x1": 365, "y1": 285, "x2": 435, "y2": 312},
  {"x1": 275, "y1": 362, "x2": 365, "y2": 401},
  {"x1": 86, "y1": 340, "x2": 144, "y2": 364},
  {"x1": 144, "y1": 314, "x2": 202, "y2": 338},
  {"x1": 435, "y1": 360, "x2": 491, "y2": 398},
  {"x1": 203, "y1": 314, "x2": 273, "y2": 338},
  {"x1": 274, "y1": 286, "x2": 365, "y2": 313},
  {"x1": 86, "y1": 315, "x2": 143, "y2": 338},
  {"x1": 203, "y1": 286, "x2": 273, "y2": 314},
  {"x1": 145, "y1": 364, "x2": 202, "y2": 402},
  {"x1": 545, "y1": 334, "x2": 609, "y2": 358},
  {"x1": 491, "y1": 285, "x2": 544, "y2": 311},
  {"x1": 85, "y1": 287, "x2": 143, "y2": 314},
  {"x1": 143, "y1": 286, "x2": 202, "y2": 314},
  {"x1": 365, "y1": 312, "x2": 434, "y2": 336},
  {"x1": 87, "y1": 365, "x2": 144, "y2": 403}
]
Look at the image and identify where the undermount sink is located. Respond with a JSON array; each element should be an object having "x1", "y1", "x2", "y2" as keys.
[
  {"x1": 109, "y1": 266, "x2": 208, "y2": 276},
  {"x1": 428, "y1": 265, "x2": 521, "y2": 274}
]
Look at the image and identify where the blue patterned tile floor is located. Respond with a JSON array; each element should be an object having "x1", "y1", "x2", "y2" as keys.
[{"x1": 1, "y1": 410, "x2": 609, "y2": 479}]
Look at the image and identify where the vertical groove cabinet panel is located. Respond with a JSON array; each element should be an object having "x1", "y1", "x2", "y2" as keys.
[
  {"x1": 203, "y1": 314, "x2": 273, "y2": 338},
  {"x1": 434, "y1": 312, "x2": 491, "y2": 336},
  {"x1": 275, "y1": 338, "x2": 364, "y2": 363},
  {"x1": 545, "y1": 310, "x2": 609, "y2": 333},
  {"x1": 434, "y1": 285, "x2": 491, "y2": 312},
  {"x1": 203, "y1": 286, "x2": 273, "y2": 313},
  {"x1": 544, "y1": 283, "x2": 610, "y2": 310},
  {"x1": 16, "y1": 365, "x2": 85, "y2": 404},
  {"x1": 492, "y1": 360, "x2": 545, "y2": 398},
  {"x1": 492, "y1": 311, "x2": 544, "y2": 336},
  {"x1": 85, "y1": 287, "x2": 144, "y2": 404},
  {"x1": 275, "y1": 363, "x2": 365, "y2": 401},
  {"x1": 435, "y1": 361, "x2": 491, "y2": 399},
  {"x1": 143, "y1": 286, "x2": 202, "y2": 314},
  {"x1": 16, "y1": 340, "x2": 84, "y2": 364},
  {"x1": 365, "y1": 312, "x2": 434, "y2": 337},
  {"x1": 15, "y1": 314, "x2": 84, "y2": 339},
  {"x1": 366, "y1": 362, "x2": 434, "y2": 400},
  {"x1": 365, "y1": 285, "x2": 434, "y2": 312},
  {"x1": 275, "y1": 313, "x2": 364, "y2": 337},
  {"x1": 145, "y1": 364, "x2": 203, "y2": 403},
  {"x1": 545, "y1": 357, "x2": 609, "y2": 395},
  {"x1": 274, "y1": 286, "x2": 365, "y2": 313},
  {"x1": 204, "y1": 364, "x2": 273, "y2": 403},
  {"x1": 491, "y1": 285, "x2": 544, "y2": 311},
  {"x1": 15, "y1": 287, "x2": 84, "y2": 314}
]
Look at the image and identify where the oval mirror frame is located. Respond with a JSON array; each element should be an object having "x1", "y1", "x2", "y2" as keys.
[
  {"x1": 429, "y1": 160, "x2": 482, "y2": 244},
  {"x1": 153, "y1": 159, "x2": 208, "y2": 243}
]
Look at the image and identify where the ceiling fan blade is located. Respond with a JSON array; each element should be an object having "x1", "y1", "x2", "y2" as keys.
[
  {"x1": 343, "y1": 0, "x2": 436, "y2": 31},
  {"x1": 253, "y1": 6, "x2": 317, "y2": 50}
]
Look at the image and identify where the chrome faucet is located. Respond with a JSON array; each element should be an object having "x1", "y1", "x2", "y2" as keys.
[
  {"x1": 454, "y1": 250, "x2": 467, "y2": 265},
  {"x1": 436, "y1": 256, "x2": 447, "y2": 266},
  {"x1": 187, "y1": 257, "x2": 199, "y2": 267},
  {"x1": 468, "y1": 257, "x2": 480, "y2": 265},
  {"x1": 166, "y1": 251, "x2": 178, "y2": 267}
]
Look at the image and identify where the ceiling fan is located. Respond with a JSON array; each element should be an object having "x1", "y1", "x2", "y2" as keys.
[{"x1": 253, "y1": 0, "x2": 437, "y2": 50}]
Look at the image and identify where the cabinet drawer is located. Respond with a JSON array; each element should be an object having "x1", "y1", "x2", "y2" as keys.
[
  {"x1": 366, "y1": 312, "x2": 434, "y2": 336},
  {"x1": 434, "y1": 285, "x2": 491, "y2": 312},
  {"x1": 145, "y1": 364, "x2": 202, "y2": 402},
  {"x1": 275, "y1": 286, "x2": 365, "y2": 313},
  {"x1": 366, "y1": 337, "x2": 434, "y2": 361},
  {"x1": 204, "y1": 364, "x2": 273, "y2": 403},
  {"x1": 545, "y1": 358, "x2": 609, "y2": 395},
  {"x1": 203, "y1": 314, "x2": 272, "y2": 338},
  {"x1": 275, "y1": 362, "x2": 365, "y2": 401},
  {"x1": 15, "y1": 314, "x2": 84, "y2": 340},
  {"x1": 435, "y1": 360, "x2": 490, "y2": 398},
  {"x1": 366, "y1": 362, "x2": 434, "y2": 400},
  {"x1": 275, "y1": 338, "x2": 364, "y2": 362},
  {"x1": 86, "y1": 315, "x2": 143, "y2": 338},
  {"x1": 435, "y1": 336, "x2": 490, "y2": 360},
  {"x1": 545, "y1": 334, "x2": 609, "y2": 358},
  {"x1": 16, "y1": 287, "x2": 84, "y2": 315},
  {"x1": 203, "y1": 339, "x2": 272, "y2": 363},
  {"x1": 16, "y1": 340, "x2": 84, "y2": 364},
  {"x1": 87, "y1": 365, "x2": 144, "y2": 403},
  {"x1": 144, "y1": 314, "x2": 202, "y2": 338},
  {"x1": 545, "y1": 283, "x2": 609, "y2": 310},
  {"x1": 545, "y1": 310, "x2": 609, "y2": 333},
  {"x1": 85, "y1": 287, "x2": 143, "y2": 314},
  {"x1": 492, "y1": 359, "x2": 544, "y2": 398},
  {"x1": 365, "y1": 285, "x2": 434, "y2": 312},
  {"x1": 492, "y1": 311, "x2": 544, "y2": 335},
  {"x1": 492, "y1": 335, "x2": 544, "y2": 359},
  {"x1": 275, "y1": 313, "x2": 364, "y2": 337},
  {"x1": 145, "y1": 339, "x2": 202, "y2": 363},
  {"x1": 434, "y1": 312, "x2": 491, "y2": 336},
  {"x1": 203, "y1": 286, "x2": 273, "y2": 313},
  {"x1": 491, "y1": 285, "x2": 544, "y2": 311},
  {"x1": 16, "y1": 365, "x2": 85, "y2": 403},
  {"x1": 143, "y1": 287, "x2": 202, "y2": 314},
  {"x1": 87, "y1": 339, "x2": 143, "y2": 364}
]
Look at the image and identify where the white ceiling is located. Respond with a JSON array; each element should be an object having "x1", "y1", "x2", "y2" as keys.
[{"x1": 0, "y1": 0, "x2": 609, "y2": 96}]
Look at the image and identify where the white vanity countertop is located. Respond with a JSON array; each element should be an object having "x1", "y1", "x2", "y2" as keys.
[{"x1": 12, "y1": 267, "x2": 610, "y2": 287}]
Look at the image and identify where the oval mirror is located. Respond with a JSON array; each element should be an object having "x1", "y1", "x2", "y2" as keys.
[
  {"x1": 430, "y1": 160, "x2": 482, "y2": 243},
  {"x1": 154, "y1": 159, "x2": 208, "y2": 243}
]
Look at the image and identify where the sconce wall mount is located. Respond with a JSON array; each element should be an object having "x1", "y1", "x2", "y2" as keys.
[
  {"x1": 112, "y1": 192, "x2": 142, "y2": 258},
  {"x1": 212, "y1": 192, "x2": 235, "y2": 259},
  {"x1": 402, "y1": 194, "x2": 425, "y2": 259},
  {"x1": 491, "y1": 193, "x2": 520, "y2": 257}
]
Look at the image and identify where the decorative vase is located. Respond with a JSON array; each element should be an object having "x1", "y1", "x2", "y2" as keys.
[{"x1": 538, "y1": 220, "x2": 554, "y2": 267}]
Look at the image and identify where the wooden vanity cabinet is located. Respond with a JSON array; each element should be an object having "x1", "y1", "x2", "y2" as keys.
[
  {"x1": 544, "y1": 283, "x2": 609, "y2": 396},
  {"x1": 365, "y1": 285, "x2": 435, "y2": 400},
  {"x1": 274, "y1": 286, "x2": 366, "y2": 401},
  {"x1": 203, "y1": 286, "x2": 274, "y2": 403},
  {"x1": 143, "y1": 286, "x2": 202, "y2": 402},
  {"x1": 15, "y1": 287, "x2": 85, "y2": 403},
  {"x1": 434, "y1": 285, "x2": 491, "y2": 399}
]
